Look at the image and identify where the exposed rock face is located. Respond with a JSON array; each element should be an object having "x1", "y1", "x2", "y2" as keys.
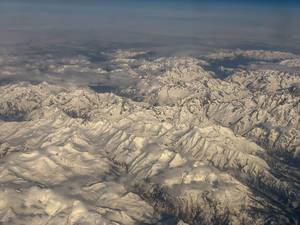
[{"x1": 0, "y1": 49, "x2": 299, "y2": 225}]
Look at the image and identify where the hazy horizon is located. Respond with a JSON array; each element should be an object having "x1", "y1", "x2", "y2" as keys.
[{"x1": 1, "y1": 0, "x2": 300, "y2": 54}]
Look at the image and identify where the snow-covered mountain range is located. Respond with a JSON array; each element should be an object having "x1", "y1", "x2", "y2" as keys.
[{"x1": 0, "y1": 49, "x2": 299, "y2": 225}]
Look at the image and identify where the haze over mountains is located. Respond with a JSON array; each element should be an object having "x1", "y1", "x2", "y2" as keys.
[{"x1": 0, "y1": 1, "x2": 300, "y2": 225}]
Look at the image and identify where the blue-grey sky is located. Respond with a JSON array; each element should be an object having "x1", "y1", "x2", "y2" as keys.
[{"x1": 1, "y1": 0, "x2": 300, "y2": 54}]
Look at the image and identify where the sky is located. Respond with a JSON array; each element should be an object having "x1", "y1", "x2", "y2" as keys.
[{"x1": 0, "y1": 0, "x2": 300, "y2": 54}]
